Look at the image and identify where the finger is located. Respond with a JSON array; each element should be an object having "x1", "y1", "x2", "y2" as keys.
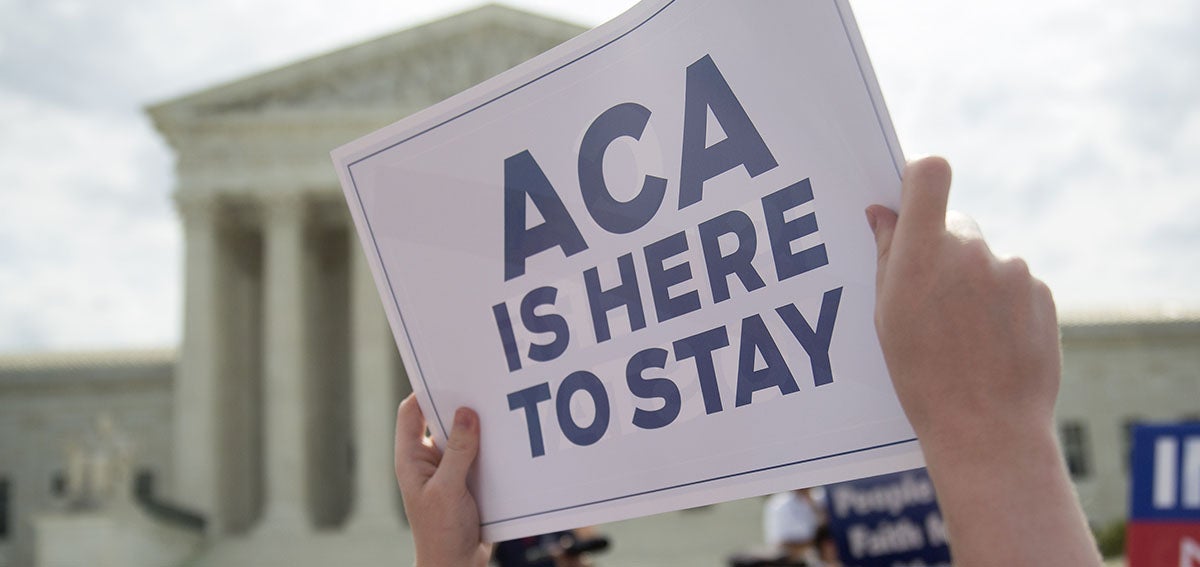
[
  {"x1": 894, "y1": 156, "x2": 952, "y2": 246},
  {"x1": 396, "y1": 394, "x2": 426, "y2": 448},
  {"x1": 866, "y1": 204, "x2": 899, "y2": 292},
  {"x1": 395, "y1": 394, "x2": 429, "y2": 486},
  {"x1": 431, "y1": 407, "x2": 481, "y2": 490}
]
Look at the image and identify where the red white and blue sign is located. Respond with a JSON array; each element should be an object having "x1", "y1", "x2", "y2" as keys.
[{"x1": 1127, "y1": 422, "x2": 1200, "y2": 567}]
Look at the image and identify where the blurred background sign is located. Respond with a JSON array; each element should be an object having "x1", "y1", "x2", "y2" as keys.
[
  {"x1": 1127, "y1": 422, "x2": 1200, "y2": 567},
  {"x1": 825, "y1": 468, "x2": 951, "y2": 567}
]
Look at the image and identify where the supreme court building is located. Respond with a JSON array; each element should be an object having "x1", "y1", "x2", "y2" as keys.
[{"x1": 1, "y1": 4, "x2": 1198, "y2": 567}]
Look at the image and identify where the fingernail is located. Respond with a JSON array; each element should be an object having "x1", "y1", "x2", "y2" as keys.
[
  {"x1": 454, "y1": 408, "x2": 474, "y2": 429},
  {"x1": 865, "y1": 208, "x2": 878, "y2": 233}
]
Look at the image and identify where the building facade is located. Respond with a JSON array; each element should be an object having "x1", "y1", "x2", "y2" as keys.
[
  {"x1": 1058, "y1": 314, "x2": 1200, "y2": 525},
  {"x1": 1, "y1": 4, "x2": 1198, "y2": 567},
  {"x1": 0, "y1": 351, "x2": 176, "y2": 567},
  {"x1": 144, "y1": 3, "x2": 582, "y2": 541}
]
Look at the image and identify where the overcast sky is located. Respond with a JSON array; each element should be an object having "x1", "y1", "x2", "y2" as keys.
[{"x1": 1, "y1": 0, "x2": 1197, "y2": 354}]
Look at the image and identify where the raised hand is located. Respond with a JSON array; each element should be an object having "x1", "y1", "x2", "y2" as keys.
[
  {"x1": 868, "y1": 156, "x2": 1101, "y2": 566},
  {"x1": 394, "y1": 394, "x2": 492, "y2": 567}
]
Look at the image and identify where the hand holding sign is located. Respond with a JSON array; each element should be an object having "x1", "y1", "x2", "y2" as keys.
[
  {"x1": 868, "y1": 157, "x2": 1101, "y2": 566},
  {"x1": 869, "y1": 156, "x2": 1061, "y2": 449},
  {"x1": 394, "y1": 396, "x2": 491, "y2": 567}
]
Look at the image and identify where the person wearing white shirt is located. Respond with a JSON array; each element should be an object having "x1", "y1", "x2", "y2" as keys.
[{"x1": 764, "y1": 487, "x2": 826, "y2": 563}]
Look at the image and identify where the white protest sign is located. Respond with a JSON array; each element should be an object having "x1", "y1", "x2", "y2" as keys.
[{"x1": 333, "y1": 0, "x2": 921, "y2": 541}]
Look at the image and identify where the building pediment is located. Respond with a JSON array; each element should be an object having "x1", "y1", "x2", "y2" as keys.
[
  {"x1": 150, "y1": 4, "x2": 585, "y2": 122},
  {"x1": 147, "y1": 3, "x2": 585, "y2": 200},
  {"x1": 196, "y1": 23, "x2": 574, "y2": 117}
]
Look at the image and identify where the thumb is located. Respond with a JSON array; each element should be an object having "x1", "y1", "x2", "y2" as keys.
[
  {"x1": 432, "y1": 407, "x2": 481, "y2": 489},
  {"x1": 866, "y1": 204, "x2": 899, "y2": 292}
]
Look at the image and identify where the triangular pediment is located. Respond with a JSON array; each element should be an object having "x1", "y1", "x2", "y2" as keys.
[{"x1": 150, "y1": 4, "x2": 586, "y2": 120}]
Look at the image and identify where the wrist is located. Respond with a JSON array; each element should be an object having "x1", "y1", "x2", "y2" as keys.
[
  {"x1": 919, "y1": 416, "x2": 1073, "y2": 521},
  {"x1": 916, "y1": 416, "x2": 1100, "y2": 565},
  {"x1": 917, "y1": 412, "x2": 1058, "y2": 471}
]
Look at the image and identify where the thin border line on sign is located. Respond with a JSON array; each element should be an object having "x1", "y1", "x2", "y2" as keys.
[
  {"x1": 833, "y1": 0, "x2": 903, "y2": 179},
  {"x1": 480, "y1": 437, "x2": 920, "y2": 527},
  {"x1": 344, "y1": 0, "x2": 909, "y2": 524}
]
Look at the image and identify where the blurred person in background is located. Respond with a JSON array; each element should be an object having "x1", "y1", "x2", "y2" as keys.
[{"x1": 763, "y1": 487, "x2": 827, "y2": 564}]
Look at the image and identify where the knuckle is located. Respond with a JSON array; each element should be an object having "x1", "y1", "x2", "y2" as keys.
[
  {"x1": 446, "y1": 434, "x2": 475, "y2": 455},
  {"x1": 945, "y1": 210, "x2": 981, "y2": 239},
  {"x1": 1033, "y1": 278, "x2": 1058, "y2": 316},
  {"x1": 998, "y1": 256, "x2": 1031, "y2": 282},
  {"x1": 957, "y1": 237, "x2": 993, "y2": 270},
  {"x1": 1033, "y1": 277, "x2": 1053, "y2": 300}
]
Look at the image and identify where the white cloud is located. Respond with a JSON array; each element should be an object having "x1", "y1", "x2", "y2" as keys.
[
  {"x1": 0, "y1": 92, "x2": 179, "y2": 353},
  {"x1": 853, "y1": 0, "x2": 1200, "y2": 310}
]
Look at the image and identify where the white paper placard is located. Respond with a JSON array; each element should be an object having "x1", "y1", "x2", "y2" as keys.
[{"x1": 333, "y1": 0, "x2": 921, "y2": 542}]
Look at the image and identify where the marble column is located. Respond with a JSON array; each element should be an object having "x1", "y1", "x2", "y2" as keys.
[
  {"x1": 174, "y1": 197, "x2": 224, "y2": 534},
  {"x1": 257, "y1": 194, "x2": 311, "y2": 533},
  {"x1": 346, "y1": 240, "x2": 404, "y2": 531}
]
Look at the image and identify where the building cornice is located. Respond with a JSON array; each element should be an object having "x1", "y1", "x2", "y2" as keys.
[
  {"x1": 0, "y1": 348, "x2": 176, "y2": 394},
  {"x1": 1061, "y1": 309, "x2": 1200, "y2": 340}
]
